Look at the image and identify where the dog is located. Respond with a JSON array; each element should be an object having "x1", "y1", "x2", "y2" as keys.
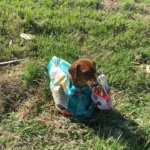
[
  {"x1": 47, "y1": 56, "x2": 103, "y2": 118},
  {"x1": 68, "y1": 58, "x2": 98, "y2": 89}
]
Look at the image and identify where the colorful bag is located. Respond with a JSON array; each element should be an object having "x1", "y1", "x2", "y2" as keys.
[
  {"x1": 91, "y1": 74, "x2": 112, "y2": 110},
  {"x1": 47, "y1": 56, "x2": 94, "y2": 118}
]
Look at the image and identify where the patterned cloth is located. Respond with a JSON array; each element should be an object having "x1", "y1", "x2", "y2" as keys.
[{"x1": 47, "y1": 56, "x2": 94, "y2": 118}]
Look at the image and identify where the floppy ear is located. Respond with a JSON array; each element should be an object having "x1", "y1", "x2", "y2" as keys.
[
  {"x1": 68, "y1": 64, "x2": 79, "y2": 81},
  {"x1": 93, "y1": 61, "x2": 96, "y2": 67}
]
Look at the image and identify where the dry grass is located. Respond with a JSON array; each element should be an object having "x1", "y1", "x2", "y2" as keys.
[
  {"x1": 101, "y1": 0, "x2": 119, "y2": 11},
  {"x1": 0, "y1": 65, "x2": 25, "y2": 117}
]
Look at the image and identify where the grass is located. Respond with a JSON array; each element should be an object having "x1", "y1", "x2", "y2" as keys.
[{"x1": 0, "y1": 0, "x2": 150, "y2": 149}]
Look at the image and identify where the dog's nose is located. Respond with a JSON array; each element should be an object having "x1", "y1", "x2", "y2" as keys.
[{"x1": 92, "y1": 81, "x2": 98, "y2": 87}]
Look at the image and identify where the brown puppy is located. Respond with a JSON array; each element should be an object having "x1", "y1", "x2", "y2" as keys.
[{"x1": 68, "y1": 58, "x2": 98, "y2": 88}]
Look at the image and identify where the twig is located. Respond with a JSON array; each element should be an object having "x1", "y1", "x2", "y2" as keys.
[
  {"x1": 112, "y1": 90, "x2": 124, "y2": 98},
  {"x1": 131, "y1": 62, "x2": 141, "y2": 65},
  {"x1": 0, "y1": 59, "x2": 27, "y2": 66},
  {"x1": 68, "y1": 30, "x2": 76, "y2": 39}
]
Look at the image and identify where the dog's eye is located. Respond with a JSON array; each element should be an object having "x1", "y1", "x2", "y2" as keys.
[{"x1": 83, "y1": 71, "x2": 90, "y2": 76}]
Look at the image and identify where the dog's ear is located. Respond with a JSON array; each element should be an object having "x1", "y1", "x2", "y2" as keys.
[
  {"x1": 68, "y1": 64, "x2": 79, "y2": 81},
  {"x1": 93, "y1": 61, "x2": 96, "y2": 67}
]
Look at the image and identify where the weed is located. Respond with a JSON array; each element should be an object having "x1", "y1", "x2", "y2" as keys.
[{"x1": 21, "y1": 61, "x2": 45, "y2": 86}]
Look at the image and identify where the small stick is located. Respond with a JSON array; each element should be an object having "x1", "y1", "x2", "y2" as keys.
[
  {"x1": 0, "y1": 59, "x2": 27, "y2": 66},
  {"x1": 112, "y1": 90, "x2": 124, "y2": 98}
]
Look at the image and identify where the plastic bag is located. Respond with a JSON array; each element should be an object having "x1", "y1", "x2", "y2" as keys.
[
  {"x1": 47, "y1": 56, "x2": 94, "y2": 117},
  {"x1": 91, "y1": 74, "x2": 112, "y2": 110}
]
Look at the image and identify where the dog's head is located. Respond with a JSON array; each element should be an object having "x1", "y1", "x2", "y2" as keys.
[{"x1": 68, "y1": 58, "x2": 98, "y2": 88}]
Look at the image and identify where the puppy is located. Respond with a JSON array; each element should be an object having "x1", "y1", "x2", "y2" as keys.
[{"x1": 68, "y1": 58, "x2": 98, "y2": 88}]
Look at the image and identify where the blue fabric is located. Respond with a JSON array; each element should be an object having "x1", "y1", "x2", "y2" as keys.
[{"x1": 47, "y1": 56, "x2": 94, "y2": 117}]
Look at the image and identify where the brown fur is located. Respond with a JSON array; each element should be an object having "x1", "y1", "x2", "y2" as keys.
[{"x1": 68, "y1": 58, "x2": 98, "y2": 88}]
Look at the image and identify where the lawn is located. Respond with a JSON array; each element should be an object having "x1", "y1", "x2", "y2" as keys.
[{"x1": 0, "y1": 0, "x2": 150, "y2": 149}]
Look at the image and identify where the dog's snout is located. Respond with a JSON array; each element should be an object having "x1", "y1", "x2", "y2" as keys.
[{"x1": 92, "y1": 81, "x2": 98, "y2": 87}]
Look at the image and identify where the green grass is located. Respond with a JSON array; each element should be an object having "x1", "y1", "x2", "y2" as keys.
[{"x1": 0, "y1": 0, "x2": 150, "y2": 149}]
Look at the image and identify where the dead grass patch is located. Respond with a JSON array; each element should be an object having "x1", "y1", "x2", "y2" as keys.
[
  {"x1": 101, "y1": 0, "x2": 119, "y2": 11},
  {"x1": 0, "y1": 64, "x2": 26, "y2": 117}
]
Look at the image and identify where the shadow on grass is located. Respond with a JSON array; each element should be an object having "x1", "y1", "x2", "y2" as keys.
[
  {"x1": 70, "y1": 109, "x2": 150, "y2": 150},
  {"x1": 23, "y1": 19, "x2": 66, "y2": 36}
]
